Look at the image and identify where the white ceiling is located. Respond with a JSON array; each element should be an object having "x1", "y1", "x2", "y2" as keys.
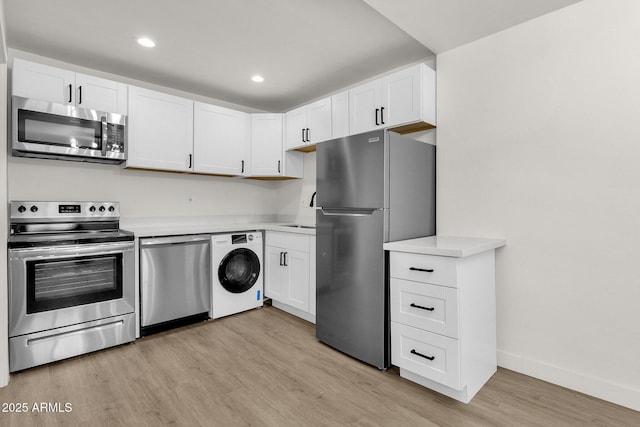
[
  {"x1": 4, "y1": 0, "x2": 581, "y2": 112},
  {"x1": 363, "y1": 0, "x2": 582, "y2": 54}
]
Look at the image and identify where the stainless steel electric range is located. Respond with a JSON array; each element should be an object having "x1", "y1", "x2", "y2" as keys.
[{"x1": 7, "y1": 201, "x2": 135, "y2": 372}]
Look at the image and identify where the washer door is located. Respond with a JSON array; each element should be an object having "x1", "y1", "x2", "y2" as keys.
[{"x1": 218, "y1": 248, "x2": 261, "y2": 294}]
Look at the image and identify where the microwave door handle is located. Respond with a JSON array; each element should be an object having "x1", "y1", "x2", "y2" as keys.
[{"x1": 100, "y1": 116, "x2": 108, "y2": 156}]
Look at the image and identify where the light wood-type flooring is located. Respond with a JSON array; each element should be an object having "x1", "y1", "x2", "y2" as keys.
[{"x1": 0, "y1": 305, "x2": 638, "y2": 426}]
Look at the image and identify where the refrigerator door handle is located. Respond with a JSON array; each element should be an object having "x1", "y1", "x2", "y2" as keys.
[{"x1": 320, "y1": 208, "x2": 379, "y2": 217}]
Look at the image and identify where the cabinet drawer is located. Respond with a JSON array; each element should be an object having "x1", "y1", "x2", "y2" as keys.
[
  {"x1": 390, "y1": 278, "x2": 459, "y2": 338},
  {"x1": 390, "y1": 252, "x2": 458, "y2": 287},
  {"x1": 391, "y1": 322, "x2": 461, "y2": 390},
  {"x1": 265, "y1": 231, "x2": 310, "y2": 253}
]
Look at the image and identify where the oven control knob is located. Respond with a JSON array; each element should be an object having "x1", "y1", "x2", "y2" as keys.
[
  {"x1": 18, "y1": 205, "x2": 26, "y2": 213},
  {"x1": 89, "y1": 206, "x2": 96, "y2": 212},
  {"x1": 30, "y1": 205, "x2": 38, "y2": 213},
  {"x1": 108, "y1": 206, "x2": 115, "y2": 212},
  {"x1": 99, "y1": 206, "x2": 106, "y2": 212}
]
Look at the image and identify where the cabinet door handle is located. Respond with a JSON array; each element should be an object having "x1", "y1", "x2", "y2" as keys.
[
  {"x1": 409, "y1": 267, "x2": 434, "y2": 273},
  {"x1": 241, "y1": 160, "x2": 245, "y2": 173},
  {"x1": 410, "y1": 303, "x2": 435, "y2": 312},
  {"x1": 380, "y1": 106, "x2": 385, "y2": 124},
  {"x1": 301, "y1": 128, "x2": 306, "y2": 143},
  {"x1": 78, "y1": 86, "x2": 82, "y2": 104},
  {"x1": 279, "y1": 252, "x2": 284, "y2": 266},
  {"x1": 188, "y1": 154, "x2": 193, "y2": 169},
  {"x1": 306, "y1": 128, "x2": 310, "y2": 143},
  {"x1": 277, "y1": 160, "x2": 281, "y2": 173},
  {"x1": 283, "y1": 252, "x2": 288, "y2": 266},
  {"x1": 375, "y1": 108, "x2": 380, "y2": 126},
  {"x1": 68, "y1": 84, "x2": 73, "y2": 103},
  {"x1": 411, "y1": 349, "x2": 435, "y2": 361}
]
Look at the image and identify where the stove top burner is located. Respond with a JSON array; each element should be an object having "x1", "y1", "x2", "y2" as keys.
[
  {"x1": 8, "y1": 229, "x2": 134, "y2": 249},
  {"x1": 9, "y1": 200, "x2": 133, "y2": 249}
]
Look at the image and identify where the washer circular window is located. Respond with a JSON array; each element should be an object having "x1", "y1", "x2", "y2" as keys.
[{"x1": 218, "y1": 248, "x2": 261, "y2": 293}]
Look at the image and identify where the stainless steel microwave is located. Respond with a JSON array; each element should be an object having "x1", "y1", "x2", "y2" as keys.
[{"x1": 11, "y1": 95, "x2": 127, "y2": 164}]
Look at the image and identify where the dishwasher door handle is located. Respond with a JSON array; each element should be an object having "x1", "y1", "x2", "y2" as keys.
[{"x1": 140, "y1": 235, "x2": 211, "y2": 247}]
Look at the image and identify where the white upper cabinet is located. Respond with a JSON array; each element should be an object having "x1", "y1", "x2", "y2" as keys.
[
  {"x1": 349, "y1": 64, "x2": 435, "y2": 135},
  {"x1": 285, "y1": 106, "x2": 308, "y2": 150},
  {"x1": 251, "y1": 114, "x2": 285, "y2": 176},
  {"x1": 126, "y1": 86, "x2": 194, "y2": 172},
  {"x1": 284, "y1": 97, "x2": 331, "y2": 151},
  {"x1": 194, "y1": 102, "x2": 250, "y2": 176},
  {"x1": 12, "y1": 58, "x2": 128, "y2": 114},
  {"x1": 331, "y1": 90, "x2": 349, "y2": 139},
  {"x1": 251, "y1": 114, "x2": 303, "y2": 178},
  {"x1": 74, "y1": 73, "x2": 128, "y2": 115},
  {"x1": 349, "y1": 78, "x2": 383, "y2": 135},
  {"x1": 12, "y1": 59, "x2": 74, "y2": 105},
  {"x1": 306, "y1": 98, "x2": 332, "y2": 145}
]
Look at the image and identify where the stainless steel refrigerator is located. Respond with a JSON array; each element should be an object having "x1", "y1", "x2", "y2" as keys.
[{"x1": 316, "y1": 129, "x2": 436, "y2": 369}]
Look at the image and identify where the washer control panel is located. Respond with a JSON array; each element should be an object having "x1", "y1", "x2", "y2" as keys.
[
  {"x1": 231, "y1": 232, "x2": 262, "y2": 244},
  {"x1": 213, "y1": 232, "x2": 262, "y2": 247}
]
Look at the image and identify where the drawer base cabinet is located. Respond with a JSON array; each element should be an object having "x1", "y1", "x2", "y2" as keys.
[{"x1": 389, "y1": 249, "x2": 497, "y2": 403}]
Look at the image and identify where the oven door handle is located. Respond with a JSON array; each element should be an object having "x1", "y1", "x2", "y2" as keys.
[{"x1": 9, "y1": 241, "x2": 134, "y2": 259}]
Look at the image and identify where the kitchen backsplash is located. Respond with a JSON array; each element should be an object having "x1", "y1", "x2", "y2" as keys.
[
  {"x1": 7, "y1": 156, "x2": 279, "y2": 219},
  {"x1": 275, "y1": 152, "x2": 317, "y2": 222}
]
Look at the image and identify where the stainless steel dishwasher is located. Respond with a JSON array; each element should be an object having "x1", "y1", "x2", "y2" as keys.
[{"x1": 140, "y1": 234, "x2": 211, "y2": 335}]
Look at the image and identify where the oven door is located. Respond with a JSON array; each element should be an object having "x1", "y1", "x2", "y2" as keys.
[
  {"x1": 8, "y1": 241, "x2": 135, "y2": 337},
  {"x1": 12, "y1": 96, "x2": 126, "y2": 162}
]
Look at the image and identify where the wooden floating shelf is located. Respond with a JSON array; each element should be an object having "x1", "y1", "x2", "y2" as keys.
[{"x1": 389, "y1": 121, "x2": 436, "y2": 135}]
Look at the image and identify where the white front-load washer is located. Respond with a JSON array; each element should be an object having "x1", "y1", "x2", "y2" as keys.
[{"x1": 210, "y1": 232, "x2": 263, "y2": 319}]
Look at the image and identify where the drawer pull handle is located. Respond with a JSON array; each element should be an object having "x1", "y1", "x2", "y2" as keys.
[
  {"x1": 411, "y1": 349, "x2": 435, "y2": 361},
  {"x1": 410, "y1": 267, "x2": 434, "y2": 273},
  {"x1": 410, "y1": 303, "x2": 434, "y2": 312}
]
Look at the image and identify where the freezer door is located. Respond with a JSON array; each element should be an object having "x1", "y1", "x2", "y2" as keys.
[
  {"x1": 316, "y1": 130, "x2": 387, "y2": 209},
  {"x1": 315, "y1": 208, "x2": 389, "y2": 369}
]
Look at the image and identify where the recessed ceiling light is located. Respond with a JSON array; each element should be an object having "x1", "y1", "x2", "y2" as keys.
[
  {"x1": 137, "y1": 37, "x2": 156, "y2": 48},
  {"x1": 251, "y1": 75, "x2": 264, "y2": 83}
]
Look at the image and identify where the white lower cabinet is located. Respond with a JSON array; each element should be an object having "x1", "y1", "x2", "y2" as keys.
[
  {"x1": 389, "y1": 249, "x2": 498, "y2": 403},
  {"x1": 265, "y1": 231, "x2": 316, "y2": 323}
]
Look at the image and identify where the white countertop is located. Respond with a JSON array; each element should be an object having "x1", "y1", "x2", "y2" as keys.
[
  {"x1": 383, "y1": 235, "x2": 506, "y2": 257},
  {"x1": 120, "y1": 216, "x2": 316, "y2": 237}
]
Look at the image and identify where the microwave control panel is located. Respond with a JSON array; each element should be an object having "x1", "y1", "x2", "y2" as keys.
[{"x1": 107, "y1": 123, "x2": 125, "y2": 153}]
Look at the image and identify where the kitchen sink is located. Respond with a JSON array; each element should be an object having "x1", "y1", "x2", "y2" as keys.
[{"x1": 282, "y1": 224, "x2": 315, "y2": 229}]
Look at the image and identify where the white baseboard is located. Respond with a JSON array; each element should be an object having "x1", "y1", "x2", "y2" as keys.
[{"x1": 498, "y1": 350, "x2": 640, "y2": 412}]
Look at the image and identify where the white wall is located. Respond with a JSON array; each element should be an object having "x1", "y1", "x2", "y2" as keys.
[
  {"x1": 0, "y1": 0, "x2": 9, "y2": 388},
  {"x1": 436, "y1": 0, "x2": 640, "y2": 410},
  {"x1": 8, "y1": 157, "x2": 278, "y2": 219}
]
